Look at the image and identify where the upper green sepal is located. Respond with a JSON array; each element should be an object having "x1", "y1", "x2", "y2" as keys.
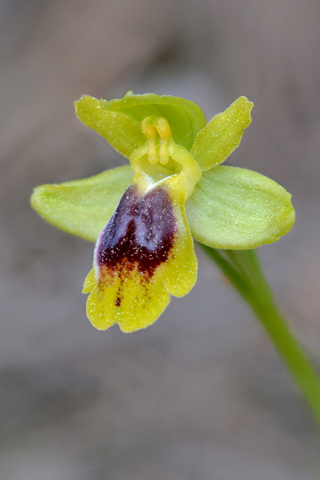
[
  {"x1": 186, "y1": 165, "x2": 295, "y2": 250},
  {"x1": 75, "y1": 93, "x2": 207, "y2": 158},
  {"x1": 191, "y1": 96, "x2": 253, "y2": 170},
  {"x1": 30, "y1": 166, "x2": 134, "y2": 242}
]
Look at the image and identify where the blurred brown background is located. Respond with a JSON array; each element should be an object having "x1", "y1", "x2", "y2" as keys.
[{"x1": 1, "y1": 1, "x2": 320, "y2": 478}]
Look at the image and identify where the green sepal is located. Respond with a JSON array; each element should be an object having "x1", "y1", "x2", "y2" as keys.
[
  {"x1": 191, "y1": 97, "x2": 253, "y2": 171},
  {"x1": 76, "y1": 93, "x2": 207, "y2": 157},
  {"x1": 186, "y1": 166, "x2": 295, "y2": 250},
  {"x1": 102, "y1": 93, "x2": 207, "y2": 149},
  {"x1": 30, "y1": 166, "x2": 134, "y2": 242}
]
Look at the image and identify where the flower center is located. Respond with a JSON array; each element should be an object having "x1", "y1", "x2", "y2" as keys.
[
  {"x1": 130, "y1": 116, "x2": 202, "y2": 198},
  {"x1": 141, "y1": 116, "x2": 172, "y2": 166}
]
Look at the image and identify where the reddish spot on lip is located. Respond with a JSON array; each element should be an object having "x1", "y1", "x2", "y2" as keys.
[{"x1": 96, "y1": 184, "x2": 177, "y2": 279}]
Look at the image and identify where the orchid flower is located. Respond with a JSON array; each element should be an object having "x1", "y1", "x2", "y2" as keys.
[{"x1": 31, "y1": 92, "x2": 294, "y2": 332}]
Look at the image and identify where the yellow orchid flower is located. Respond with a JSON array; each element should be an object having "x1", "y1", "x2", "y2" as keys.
[{"x1": 31, "y1": 92, "x2": 294, "y2": 332}]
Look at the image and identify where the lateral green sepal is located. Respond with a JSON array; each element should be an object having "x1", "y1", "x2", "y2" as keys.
[
  {"x1": 186, "y1": 165, "x2": 295, "y2": 250},
  {"x1": 30, "y1": 165, "x2": 133, "y2": 242}
]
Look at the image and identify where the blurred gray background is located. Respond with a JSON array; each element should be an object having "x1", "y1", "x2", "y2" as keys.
[{"x1": 1, "y1": 0, "x2": 320, "y2": 479}]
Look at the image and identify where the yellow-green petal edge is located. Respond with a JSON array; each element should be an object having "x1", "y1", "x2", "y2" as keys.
[
  {"x1": 75, "y1": 96, "x2": 146, "y2": 159},
  {"x1": 191, "y1": 97, "x2": 253, "y2": 171}
]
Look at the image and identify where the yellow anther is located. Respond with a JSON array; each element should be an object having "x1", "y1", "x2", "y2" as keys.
[
  {"x1": 141, "y1": 116, "x2": 172, "y2": 166},
  {"x1": 141, "y1": 117, "x2": 157, "y2": 139},
  {"x1": 156, "y1": 117, "x2": 171, "y2": 141}
]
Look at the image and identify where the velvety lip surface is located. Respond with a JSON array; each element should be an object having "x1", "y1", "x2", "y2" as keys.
[{"x1": 96, "y1": 184, "x2": 177, "y2": 279}]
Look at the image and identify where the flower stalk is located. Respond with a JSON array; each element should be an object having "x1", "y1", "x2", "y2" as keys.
[{"x1": 202, "y1": 245, "x2": 320, "y2": 425}]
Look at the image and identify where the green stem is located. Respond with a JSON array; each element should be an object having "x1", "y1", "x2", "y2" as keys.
[{"x1": 201, "y1": 245, "x2": 320, "y2": 425}]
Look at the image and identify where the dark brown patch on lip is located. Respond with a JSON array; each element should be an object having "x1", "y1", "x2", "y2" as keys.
[
  {"x1": 115, "y1": 296, "x2": 121, "y2": 307},
  {"x1": 96, "y1": 184, "x2": 177, "y2": 279}
]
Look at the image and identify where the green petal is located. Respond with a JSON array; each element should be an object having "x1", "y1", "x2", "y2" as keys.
[
  {"x1": 76, "y1": 93, "x2": 207, "y2": 156},
  {"x1": 31, "y1": 166, "x2": 134, "y2": 242},
  {"x1": 75, "y1": 96, "x2": 145, "y2": 158},
  {"x1": 191, "y1": 97, "x2": 253, "y2": 171},
  {"x1": 186, "y1": 166, "x2": 295, "y2": 250}
]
